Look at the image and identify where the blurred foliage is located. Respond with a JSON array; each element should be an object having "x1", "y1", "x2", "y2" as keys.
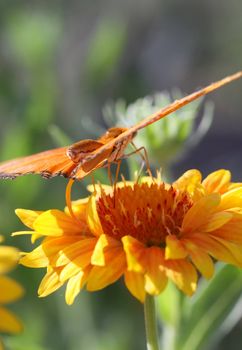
[{"x1": 0, "y1": 1, "x2": 242, "y2": 350}]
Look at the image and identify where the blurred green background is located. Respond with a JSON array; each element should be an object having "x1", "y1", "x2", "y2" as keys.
[{"x1": 0, "y1": 1, "x2": 242, "y2": 349}]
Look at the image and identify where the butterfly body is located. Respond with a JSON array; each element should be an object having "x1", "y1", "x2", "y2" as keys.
[
  {"x1": 0, "y1": 71, "x2": 241, "y2": 180},
  {"x1": 0, "y1": 126, "x2": 131, "y2": 180}
]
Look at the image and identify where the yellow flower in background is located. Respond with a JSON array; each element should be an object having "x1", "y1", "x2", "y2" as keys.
[
  {"x1": 0, "y1": 236, "x2": 23, "y2": 348},
  {"x1": 15, "y1": 169, "x2": 242, "y2": 304}
]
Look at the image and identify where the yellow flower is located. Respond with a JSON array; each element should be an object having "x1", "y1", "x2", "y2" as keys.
[
  {"x1": 0, "y1": 236, "x2": 24, "y2": 347},
  {"x1": 15, "y1": 169, "x2": 242, "y2": 304}
]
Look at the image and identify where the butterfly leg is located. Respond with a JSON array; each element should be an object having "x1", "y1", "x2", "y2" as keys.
[{"x1": 125, "y1": 142, "x2": 152, "y2": 178}]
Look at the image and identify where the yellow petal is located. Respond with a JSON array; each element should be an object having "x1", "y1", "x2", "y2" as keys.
[
  {"x1": 199, "y1": 211, "x2": 233, "y2": 232},
  {"x1": 0, "y1": 276, "x2": 24, "y2": 304},
  {"x1": 91, "y1": 234, "x2": 121, "y2": 266},
  {"x1": 144, "y1": 247, "x2": 168, "y2": 295},
  {"x1": 165, "y1": 235, "x2": 188, "y2": 259},
  {"x1": 182, "y1": 193, "x2": 220, "y2": 233},
  {"x1": 211, "y1": 216, "x2": 242, "y2": 244},
  {"x1": 87, "y1": 250, "x2": 126, "y2": 291},
  {"x1": 33, "y1": 210, "x2": 82, "y2": 236},
  {"x1": 0, "y1": 246, "x2": 19, "y2": 274},
  {"x1": 38, "y1": 268, "x2": 63, "y2": 297},
  {"x1": 189, "y1": 233, "x2": 240, "y2": 266},
  {"x1": 173, "y1": 169, "x2": 205, "y2": 201},
  {"x1": 87, "y1": 195, "x2": 104, "y2": 236},
  {"x1": 122, "y1": 235, "x2": 146, "y2": 273},
  {"x1": 15, "y1": 209, "x2": 43, "y2": 229},
  {"x1": 56, "y1": 238, "x2": 97, "y2": 266},
  {"x1": 65, "y1": 268, "x2": 90, "y2": 305},
  {"x1": 0, "y1": 307, "x2": 23, "y2": 334},
  {"x1": 218, "y1": 187, "x2": 242, "y2": 211},
  {"x1": 202, "y1": 170, "x2": 231, "y2": 194},
  {"x1": 184, "y1": 241, "x2": 214, "y2": 279},
  {"x1": 20, "y1": 246, "x2": 49, "y2": 268},
  {"x1": 164, "y1": 259, "x2": 197, "y2": 296},
  {"x1": 59, "y1": 249, "x2": 94, "y2": 283},
  {"x1": 124, "y1": 271, "x2": 146, "y2": 303},
  {"x1": 211, "y1": 236, "x2": 242, "y2": 267}
]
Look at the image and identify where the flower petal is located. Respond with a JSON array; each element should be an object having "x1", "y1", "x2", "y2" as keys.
[
  {"x1": 202, "y1": 169, "x2": 231, "y2": 194},
  {"x1": 65, "y1": 267, "x2": 91, "y2": 305},
  {"x1": 87, "y1": 249, "x2": 126, "y2": 291},
  {"x1": 144, "y1": 247, "x2": 168, "y2": 295},
  {"x1": 0, "y1": 246, "x2": 19, "y2": 274},
  {"x1": 199, "y1": 211, "x2": 233, "y2": 232},
  {"x1": 0, "y1": 276, "x2": 24, "y2": 304},
  {"x1": 189, "y1": 233, "x2": 240, "y2": 266},
  {"x1": 173, "y1": 169, "x2": 204, "y2": 201},
  {"x1": 218, "y1": 187, "x2": 242, "y2": 211},
  {"x1": 124, "y1": 271, "x2": 145, "y2": 303},
  {"x1": 56, "y1": 238, "x2": 97, "y2": 266},
  {"x1": 15, "y1": 209, "x2": 43, "y2": 229},
  {"x1": 165, "y1": 235, "x2": 188, "y2": 259},
  {"x1": 122, "y1": 235, "x2": 146, "y2": 273},
  {"x1": 0, "y1": 307, "x2": 23, "y2": 334},
  {"x1": 38, "y1": 268, "x2": 63, "y2": 297},
  {"x1": 182, "y1": 193, "x2": 220, "y2": 233},
  {"x1": 91, "y1": 234, "x2": 122, "y2": 266},
  {"x1": 164, "y1": 259, "x2": 197, "y2": 296},
  {"x1": 33, "y1": 210, "x2": 82, "y2": 236},
  {"x1": 87, "y1": 195, "x2": 104, "y2": 236},
  {"x1": 184, "y1": 241, "x2": 214, "y2": 279}
]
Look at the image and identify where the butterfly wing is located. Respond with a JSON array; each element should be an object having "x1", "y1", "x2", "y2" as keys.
[{"x1": 0, "y1": 147, "x2": 77, "y2": 179}]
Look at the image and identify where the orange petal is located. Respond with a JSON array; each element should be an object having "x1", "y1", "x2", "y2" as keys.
[
  {"x1": 144, "y1": 247, "x2": 168, "y2": 295},
  {"x1": 15, "y1": 209, "x2": 43, "y2": 229},
  {"x1": 122, "y1": 235, "x2": 146, "y2": 273},
  {"x1": 124, "y1": 271, "x2": 146, "y2": 303},
  {"x1": 0, "y1": 276, "x2": 24, "y2": 304},
  {"x1": 202, "y1": 170, "x2": 231, "y2": 194},
  {"x1": 87, "y1": 195, "x2": 104, "y2": 236},
  {"x1": 165, "y1": 235, "x2": 188, "y2": 259},
  {"x1": 164, "y1": 259, "x2": 197, "y2": 296},
  {"x1": 33, "y1": 210, "x2": 82, "y2": 236},
  {"x1": 86, "y1": 250, "x2": 126, "y2": 291},
  {"x1": 91, "y1": 234, "x2": 122, "y2": 266},
  {"x1": 173, "y1": 169, "x2": 205, "y2": 201},
  {"x1": 65, "y1": 267, "x2": 91, "y2": 305},
  {"x1": 182, "y1": 193, "x2": 220, "y2": 233},
  {"x1": 0, "y1": 307, "x2": 23, "y2": 334},
  {"x1": 38, "y1": 268, "x2": 63, "y2": 297}
]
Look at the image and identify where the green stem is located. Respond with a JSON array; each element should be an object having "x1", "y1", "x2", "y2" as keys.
[{"x1": 144, "y1": 295, "x2": 160, "y2": 350}]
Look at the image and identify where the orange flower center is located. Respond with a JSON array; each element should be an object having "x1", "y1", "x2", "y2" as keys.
[{"x1": 96, "y1": 182, "x2": 193, "y2": 246}]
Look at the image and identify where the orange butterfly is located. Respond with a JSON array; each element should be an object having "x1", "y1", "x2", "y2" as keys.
[{"x1": 0, "y1": 71, "x2": 241, "y2": 181}]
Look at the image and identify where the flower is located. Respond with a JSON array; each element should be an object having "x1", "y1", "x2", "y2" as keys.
[
  {"x1": 0, "y1": 236, "x2": 23, "y2": 346},
  {"x1": 15, "y1": 169, "x2": 242, "y2": 304}
]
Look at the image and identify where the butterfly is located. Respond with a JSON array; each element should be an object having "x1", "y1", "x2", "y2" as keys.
[{"x1": 0, "y1": 71, "x2": 241, "y2": 181}]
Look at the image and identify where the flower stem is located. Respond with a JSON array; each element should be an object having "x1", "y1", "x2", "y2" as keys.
[{"x1": 144, "y1": 295, "x2": 160, "y2": 350}]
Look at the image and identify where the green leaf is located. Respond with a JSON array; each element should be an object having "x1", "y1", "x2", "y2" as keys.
[{"x1": 176, "y1": 264, "x2": 242, "y2": 350}]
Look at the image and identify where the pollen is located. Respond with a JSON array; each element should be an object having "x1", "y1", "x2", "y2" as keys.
[{"x1": 96, "y1": 182, "x2": 193, "y2": 247}]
